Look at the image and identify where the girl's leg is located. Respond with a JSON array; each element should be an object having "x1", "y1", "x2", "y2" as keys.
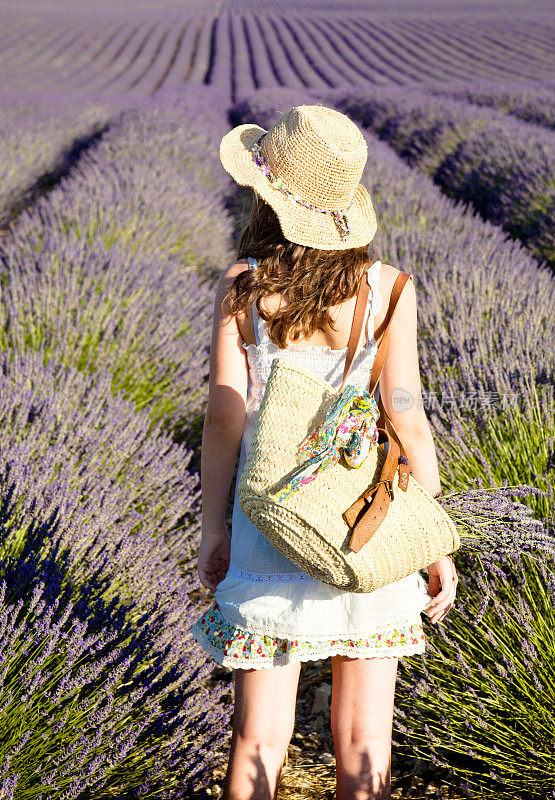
[
  {"x1": 222, "y1": 660, "x2": 302, "y2": 800},
  {"x1": 330, "y1": 654, "x2": 399, "y2": 800}
]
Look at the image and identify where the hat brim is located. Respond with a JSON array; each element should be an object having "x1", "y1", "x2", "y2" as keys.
[{"x1": 219, "y1": 123, "x2": 377, "y2": 251}]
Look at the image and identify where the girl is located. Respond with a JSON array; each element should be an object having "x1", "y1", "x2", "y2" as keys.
[{"x1": 191, "y1": 105, "x2": 458, "y2": 800}]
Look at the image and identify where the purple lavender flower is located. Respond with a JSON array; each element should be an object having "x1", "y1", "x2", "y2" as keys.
[{"x1": 0, "y1": 346, "x2": 232, "y2": 793}]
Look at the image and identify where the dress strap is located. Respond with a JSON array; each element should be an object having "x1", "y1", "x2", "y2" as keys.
[
  {"x1": 247, "y1": 257, "x2": 261, "y2": 346},
  {"x1": 364, "y1": 259, "x2": 382, "y2": 348},
  {"x1": 365, "y1": 260, "x2": 382, "y2": 404}
]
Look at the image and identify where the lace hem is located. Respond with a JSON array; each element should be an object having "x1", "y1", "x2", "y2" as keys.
[
  {"x1": 192, "y1": 630, "x2": 425, "y2": 670},
  {"x1": 226, "y1": 564, "x2": 316, "y2": 583},
  {"x1": 190, "y1": 601, "x2": 426, "y2": 670}
]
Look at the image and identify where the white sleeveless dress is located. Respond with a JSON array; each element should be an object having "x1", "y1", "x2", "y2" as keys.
[{"x1": 191, "y1": 258, "x2": 434, "y2": 669}]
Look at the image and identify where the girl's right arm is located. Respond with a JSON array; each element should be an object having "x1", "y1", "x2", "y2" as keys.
[
  {"x1": 378, "y1": 266, "x2": 458, "y2": 624},
  {"x1": 378, "y1": 268, "x2": 441, "y2": 496}
]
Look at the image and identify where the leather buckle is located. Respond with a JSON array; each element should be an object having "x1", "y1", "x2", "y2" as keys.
[{"x1": 368, "y1": 478, "x2": 394, "y2": 501}]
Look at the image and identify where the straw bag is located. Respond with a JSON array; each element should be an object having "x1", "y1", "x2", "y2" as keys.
[{"x1": 237, "y1": 265, "x2": 460, "y2": 592}]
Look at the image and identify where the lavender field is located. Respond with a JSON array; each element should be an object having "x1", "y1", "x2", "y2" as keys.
[
  {"x1": 0, "y1": 0, "x2": 554, "y2": 798},
  {"x1": 0, "y1": 0, "x2": 554, "y2": 101}
]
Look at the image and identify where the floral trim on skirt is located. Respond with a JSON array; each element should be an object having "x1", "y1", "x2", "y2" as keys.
[{"x1": 190, "y1": 601, "x2": 426, "y2": 669}]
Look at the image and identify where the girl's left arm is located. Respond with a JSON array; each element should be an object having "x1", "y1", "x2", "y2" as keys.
[{"x1": 197, "y1": 263, "x2": 248, "y2": 590}]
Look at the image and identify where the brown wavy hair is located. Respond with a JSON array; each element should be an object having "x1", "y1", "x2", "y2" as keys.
[{"x1": 223, "y1": 193, "x2": 380, "y2": 349}]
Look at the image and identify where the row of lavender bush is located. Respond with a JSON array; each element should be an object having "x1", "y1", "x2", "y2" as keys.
[
  {"x1": 0, "y1": 86, "x2": 236, "y2": 796},
  {"x1": 0, "y1": 91, "x2": 117, "y2": 229},
  {"x1": 230, "y1": 87, "x2": 555, "y2": 799},
  {"x1": 0, "y1": 347, "x2": 229, "y2": 797},
  {"x1": 319, "y1": 85, "x2": 555, "y2": 270},
  {"x1": 0, "y1": 84, "x2": 235, "y2": 435},
  {"x1": 422, "y1": 78, "x2": 555, "y2": 130},
  {"x1": 4, "y1": 7, "x2": 552, "y2": 102},
  {"x1": 4, "y1": 84, "x2": 235, "y2": 275}
]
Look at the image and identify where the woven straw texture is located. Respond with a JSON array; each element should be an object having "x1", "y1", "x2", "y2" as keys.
[
  {"x1": 238, "y1": 358, "x2": 460, "y2": 593},
  {"x1": 219, "y1": 105, "x2": 378, "y2": 250}
]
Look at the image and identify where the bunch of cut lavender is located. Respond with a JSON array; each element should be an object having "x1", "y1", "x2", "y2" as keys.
[{"x1": 437, "y1": 479, "x2": 553, "y2": 562}]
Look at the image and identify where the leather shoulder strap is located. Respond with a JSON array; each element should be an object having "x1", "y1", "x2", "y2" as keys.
[
  {"x1": 338, "y1": 262, "x2": 375, "y2": 391},
  {"x1": 367, "y1": 271, "x2": 412, "y2": 396}
]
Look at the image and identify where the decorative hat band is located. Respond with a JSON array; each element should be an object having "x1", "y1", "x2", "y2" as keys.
[{"x1": 250, "y1": 134, "x2": 354, "y2": 241}]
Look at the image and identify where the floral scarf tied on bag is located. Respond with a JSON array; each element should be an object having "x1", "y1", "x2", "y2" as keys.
[{"x1": 270, "y1": 384, "x2": 380, "y2": 502}]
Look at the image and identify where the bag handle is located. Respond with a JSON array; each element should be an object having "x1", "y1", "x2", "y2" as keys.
[
  {"x1": 339, "y1": 267, "x2": 413, "y2": 395},
  {"x1": 342, "y1": 271, "x2": 414, "y2": 553},
  {"x1": 337, "y1": 262, "x2": 374, "y2": 391},
  {"x1": 369, "y1": 271, "x2": 412, "y2": 493},
  {"x1": 340, "y1": 267, "x2": 412, "y2": 472}
]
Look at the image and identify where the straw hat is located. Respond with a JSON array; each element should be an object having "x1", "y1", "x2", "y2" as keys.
[{"x1": 219, "y1": 105, "x2": 377, "y2": 250}]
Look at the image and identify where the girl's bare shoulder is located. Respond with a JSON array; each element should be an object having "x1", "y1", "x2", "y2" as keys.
[
  {"x1": 220, "y1": 258, "x2": 251, "y2": 282},
  {"x1": 378, "y1": 261, "x2": 408, "y2": 285},
  {"x1": 375, "y1": 262, "x2": 416, "y2": 327}
]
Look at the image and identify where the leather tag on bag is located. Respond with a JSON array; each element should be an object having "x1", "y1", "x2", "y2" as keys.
[{"x1": 398, "y1": 462, "x2": 410, "y2": 491}]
